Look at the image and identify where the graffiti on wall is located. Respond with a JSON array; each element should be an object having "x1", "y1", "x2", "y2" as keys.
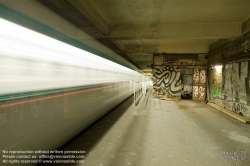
[
  {"x1": 153, "y1": 54, "x2": 207, "y2": 99},
  {"x1": 192, "y1": 85, "x2": 206, "y2": 100},
  {"x1": 192, "y1": 69, "x2": 207, "y2": 101},
  {"x1": 199, "y1": 86, "x2": 206, "y2": 100},
  {"x1": 200, "y1": 70, "x2": 206, "y2": 83},
  {"x1": 221, "y1": 64, "x2": 232, "y2": 100},
  {"x1": 210, "y1": 61, "x2": 250, "y2": 118},
  {"x1": 233, "y1": 62, "x2": 248, "y2": 102},
  {"x1": 232, "y1": 102, "x2": 249, "y2": 115},
  {"x1": 153, "y1": 66, "x2": 182, "y2": 97},
  {"x1": 193, "y1": 69, "x2": 200, "y2": 84},
  {"x1": 221, "y1": 62, "x2": 249, "y2": 102},
  {"x1": 164, "y1": 58, "x2": 201, "y2": 66},
  {"x1": 193, "y1": 69, "x2": 207, "y2": 84},
  {"x1": 213, "y1": 83, "x2": 221, "y2": 97},
  {"x1": 213, "y1": 99, "x2": 250, "y2": 118},
  {"x1": 209, "y1": 65, "x2": 223, "y2": 98},
  {"x1": 193, "y1": 86, "x2": 199, "y2": 98}
]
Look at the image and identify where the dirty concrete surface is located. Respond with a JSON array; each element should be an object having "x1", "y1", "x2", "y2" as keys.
[{"x1": 45, "y1": 89, "x2": 250, "y2": 166}]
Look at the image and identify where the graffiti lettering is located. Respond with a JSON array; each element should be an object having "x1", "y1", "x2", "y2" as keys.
[
  {"x1": 222, "y1": 64, "x2": 232, "y2": 98},
  {"x1": 153, "y1": 66, "x2": 182, "y2": 96},
  {"x1": 165, "y1": 59, "x2": 178, "y2": 64},
  {"x1": 180, "y1": 62, "x2": 193, "y2": 65},
  {"x1": 176, "y1": 66, "x2": 206, "y2": 69},
  {"x1": 200, "y1": 70, "x2": 206, "y2": 83},
  {"x1": 199, "y1": 86, "x2": 205, "y2": 100},
  {"x1": 223, "y1": 101, "x2": 232, "y2": 110},
  {"x1": 211, "y1": 61, "x2": 250, "y2": 119},
  {"x1": 193, "y1": 86, "x2": 199, "y2": 97},
  {"x1": 232, "y1": 103, "x2": 249, "y2": 115},
  {"x1": 193, "y1": 69, "x2": 200, "y2": 84}
]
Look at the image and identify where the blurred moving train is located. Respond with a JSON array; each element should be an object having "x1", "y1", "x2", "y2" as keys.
[{"x1": 0, "y1": 0, "x2": 150, "y2": 158}]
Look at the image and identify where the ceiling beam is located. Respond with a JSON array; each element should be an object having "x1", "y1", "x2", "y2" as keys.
[
  {"x1": 111, "y1": 40, "x2": 126, "y2": 52},
  {"x1": 68, "y1": 0, "x2": 110, "y2": 35},
  {"x1": 108, "y1": 22, "x2": 241, "y2": 40},
  {"x1": 137, "y1": 61, "x2": 154, "y2": 65},
  {"x1": 124, "y1": 38, "x2": 214, "y2": 54},
  {"x1": 127, "y1": 54, "x2": 153, "y2": 61},
  {"x1": 126, "y1": 45, "x2": 157, "y2": 54}
]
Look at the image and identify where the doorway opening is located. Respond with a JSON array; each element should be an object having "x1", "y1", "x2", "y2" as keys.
[{"x1": 180, "y1": 69, "x2": 193, "y2": 100}]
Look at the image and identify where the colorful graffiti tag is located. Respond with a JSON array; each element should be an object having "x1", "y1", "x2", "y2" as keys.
[
  {"x1": 210, "y1": 61, "x2": 250, "y2": 118},
  {"x1": 213, "y1": 84, "x2": 220, "y2": 97}
]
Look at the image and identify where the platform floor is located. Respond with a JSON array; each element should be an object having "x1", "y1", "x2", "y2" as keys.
[{"x1": 50, "y1": 90, "x2": 250, "y2": 166}]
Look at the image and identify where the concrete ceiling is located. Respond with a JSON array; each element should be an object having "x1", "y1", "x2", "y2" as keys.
[{"x1": 39, "y1": 0, "x2": 250, "y2": 74}]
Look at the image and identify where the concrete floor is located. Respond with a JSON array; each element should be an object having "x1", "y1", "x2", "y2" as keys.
[{"x1": 47, "y1": 90, "x2": 250, "y2": 166}]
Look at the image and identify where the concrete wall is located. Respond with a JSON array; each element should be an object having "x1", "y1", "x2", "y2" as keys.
[
  {"x1": 152, "y1": 65, "x2": 182, "y2": 98},
  {"x1": 152, "y1": 54, "x2": 207, "y2": 99},
  {"x1": 208, "y1": 61, "x2": 250, "y2": 119},
  {"x1": 207, "y1": 17, "x2": 250, "y2": 119}
]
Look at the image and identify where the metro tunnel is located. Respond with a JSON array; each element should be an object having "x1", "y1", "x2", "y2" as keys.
[{"x1": 0, "y1": 1, "x2": 250, "y2": 166}]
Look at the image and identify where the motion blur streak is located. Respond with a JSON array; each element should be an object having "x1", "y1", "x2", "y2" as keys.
[
  {"x1": 0, "y1": 18, "x2": 142, "y2": 96},
  {"x1": 0, "y1": 83, "x2": 126, "y2": 109},
  {"x1": 0, "y1": 4, "x2": 150, "y2": 160}
]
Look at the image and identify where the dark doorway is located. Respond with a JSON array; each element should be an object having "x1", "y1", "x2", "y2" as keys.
[{"x1": 181, "y1": 69, "x2": 193, "y2": 100}]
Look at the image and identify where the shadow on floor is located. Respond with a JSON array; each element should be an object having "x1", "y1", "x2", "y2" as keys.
[{"x1": 39, "y1": 96, "x2": 134, "y2": 165}]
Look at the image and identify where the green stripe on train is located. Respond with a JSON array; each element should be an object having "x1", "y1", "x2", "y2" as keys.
[{"x1": 0, "y1": 84, "x2": 109, "y2": 102}]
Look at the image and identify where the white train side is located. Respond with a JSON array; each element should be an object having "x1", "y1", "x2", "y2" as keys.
[{"x1": 0, "y1": 1, "x2": 150, "y2": 161}]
